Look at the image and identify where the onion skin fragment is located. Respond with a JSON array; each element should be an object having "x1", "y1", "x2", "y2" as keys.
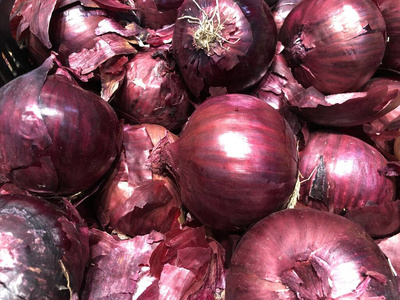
[
  {"x1": 226, "y1": 208, "x2": 400, "y2": 299},
  {"x1": 165, "y1": 93, "x2": 298, "y2": 231}
]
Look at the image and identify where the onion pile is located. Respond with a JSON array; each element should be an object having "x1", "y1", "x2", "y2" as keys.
[{"x1": 2, "y1": 0, "x2": 400, "y2": 297}]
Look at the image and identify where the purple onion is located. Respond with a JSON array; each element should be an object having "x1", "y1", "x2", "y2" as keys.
[
  {"x1": 298, "y1": 131, "x2": 396, "y2": 215},
  {"x1": 135, "y1": 0, "x2": 180, "y2": 29},
  {"x1": 0, "y1": 194, "x2": 89, "y2": 299},
  {"x1": 279, "y1": 0, "x2": 387, "y2": 95},
  {"x1": 163, "y1": 93, "x2": 298, "y2": 231},
  {"x1": 272, "y1": 0, "x2": 302, "y2": 32},
  {"x1": 0, "y1": 56, "x2": 122, "y2": 196},
  {"x1": 112, "y1": 48, "x2": 194, "y2": 132},
  {"x1": 226, "y1": 208, "x2": 400, "y2": 298},
  {"x1": 172, "y1": 0, "x2": 277, "y2": 101},
  {"x1": 372, "y1": 0, "x2": 400, "y2": 73}
]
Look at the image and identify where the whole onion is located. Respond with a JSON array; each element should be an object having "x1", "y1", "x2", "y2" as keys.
[
  {"x1": 172, "y1": 0, "x2": 277, "y2": 101},
  {"x1": 112, "y1": 48, "x2": 194, "y2": 132},
  {"x1": 0, "y1": 194, "x2": 89, "y2": 299},
  {"x1": 279, "y1": 0, "x2": 387, "y2": 95},
  {"x1": 272, "y1": 0, "x2": 302, "y2": 32},
  {"x1": 135, "y1": 0, "x2": 181, "y2": 29},
  {"x1": 163, "y1": 93, "x2": 298, "y2": 231},
  {"x1": 298, "y1": 131, "x2": 396, "y2": 214},
  {"x1": 226, "y1": 208, "x2": 400, "y2": 298},
  {"x1": 0, "y1": 56, "x2": 122, "y2": 196},
  {"x1": 372, "y1": 0, "x2": 400, "y2": 73}
]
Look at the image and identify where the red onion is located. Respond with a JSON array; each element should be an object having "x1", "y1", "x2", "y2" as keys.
[
  {"x1": 172, "y1": 0, "x2": 277, "y2": 101},
  {"x1": 372, "y1": 0, "x2": 400, "y2": 73},
  {"x1": 95, "y1": 124, "x2": 181, "y2": 237},
  {"x1": 112, "y1": 48, "x2": 194, "y2": 132},
  {"x1": 298, "y1": 131, "x2": 396, "y2": 215},
  {"x1": 0, "y1": 56, "x2": 122, "y2": 196},
  {"x1": 279, "y1": 0, "x2": 387, "y2": 95},
  {"x1": 163, "y1": 93, "x2": 298, "y2": 231},
  {"x1": 226, "y1": 208, "x2": 400, "y2": 298},
  {"x1": 272, "y1": 0, "x2": 302, "y2": 32},
  {"x1": 0, "y1": 194, "x2": 89, "y2": 299}
]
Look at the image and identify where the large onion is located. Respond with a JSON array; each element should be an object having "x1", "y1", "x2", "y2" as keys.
[
  {"x1": 226, "y1": 208, "x2": 400, "y2": 298},
  {"x1": 163, "y1": 93, "x2": 298, "y2": 231},
  {"x1": 172, "y1": 0, "x2": 277, "y2": 101},
  {"x1": 0, "y1": 194, "x2": 89, "y2": 299},
  {"x1": 279, "y1": 0, "x2": 387, "y2": 95},
  {"x1": 0, "y1": 56, "x2": 122, "y2": 196}
]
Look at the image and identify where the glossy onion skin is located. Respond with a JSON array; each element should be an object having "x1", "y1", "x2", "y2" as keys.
[
  {"x1": 167, "y1": 94, "x2": 298, "y2": 231},
  {"x1": 298, "y1": 131, "x2": 396, "y2": 213},
  {"x1": 226, "y1": 208, "x2": 400, "y2": 299},
  {"x1": 0, "y1": 194, "x2": 89, "y2": 299},
  {"x1": 0, "y1": 58, "x2": 122, "y2": 195},
  {"x1": 279, "y1": 0, "x2": 387, "y2": 95},
  {"x1": 172, "y1": 0, "x2": 277, "y2": 101}
]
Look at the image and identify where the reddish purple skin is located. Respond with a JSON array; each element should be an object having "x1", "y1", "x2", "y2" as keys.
[
  {"x1": 0, "y1": 58, "x2": 122, "y2": 195},
  {"x1": 298, "y1": 131, "x2": 396, "y2": 213},
  {"x1": 279, "y1": 0, "x2": 386, "y2": 95},
  {"x1": 167, "y1": 94, "x2": 298, "y2": 231},
  {"x1": 226, "y1": 208, "x2": 400, "y2": 299},
  {"x1": 0, "y1": 194, "x2": 89, "y2": 299}
]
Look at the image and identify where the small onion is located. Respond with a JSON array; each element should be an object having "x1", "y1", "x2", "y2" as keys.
[
  {"x1": 135, "y1": 0, "x2": 181, "y2": 29},
  {"x1": 0, "y1": 194, "x2": 89, "y2": 299},
  {"x1": 0, "y1": 56, "x2": 122, "y2": 196},
  {"x1": 163, "y1": 93, "x2": 298, "y2": 231},
  {"x1": 298, "y1": 131, "x2": 396, "y2": 215},
  {"x1": 279, "y1": 0, "x2": 387, "y2": 95},
  {"x1": 112, "y1": 48, "x2": 194, "y2": 133},
  {"x1": 172, "y1": 0, "x2": 277, "y2": 101},
  {"x1": 226, "y1": 208, "x2": 400, "y2": 298}
]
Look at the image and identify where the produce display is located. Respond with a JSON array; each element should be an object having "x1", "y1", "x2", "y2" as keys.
[{"x1": 0, "y1": 0, "x2": 400, "y2": 298}]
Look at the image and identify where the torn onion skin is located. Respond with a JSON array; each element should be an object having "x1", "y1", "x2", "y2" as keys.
[
  {"x1": 172, "y1": 0, "x2": 277, "y2": 101},
  {"x1": 279, "y1": 0, "x2": 387, "y2": 95},
  {"x1": 298, "y1": 131, "x2": 396, "y2": 214},
  {"x1": 0, "y1": 194, "x2": 89, "y2": 299},
  {"x1": 226, "y1": 208, "x2": 400, "y2": 299},
  {"x1": 164, "y1": 93, "x2": 298, "y2": 231}
]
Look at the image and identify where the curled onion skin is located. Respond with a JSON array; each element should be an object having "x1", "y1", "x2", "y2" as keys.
[
  {"x1": 172, "y1": 0, "x2": 277, "y2": 101},
  {"x1": 0, "y1": 57, "x2": 122, "y2": 196},
  {"x1": 165, "y1": 93, "x2": 298, "y2": 231},
  {"x1": 226, "y1": 208, "x2": 400, "y2": 299},
  {"x1": 279, "y1": 0, "x2": 387, "y2": 95},
  {"x1": 298, "y1": 131, "x2": 396, "y2": 214}
]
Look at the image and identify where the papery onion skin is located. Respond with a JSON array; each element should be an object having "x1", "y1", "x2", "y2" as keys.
[
  {"x1": 279, "y1": 0, "x2": 387, "y2": 95},
  {"x1": 226, "y1": 208, "x2": 400, "y2": 299},
  {"x1": 165, "y1": 93, "x2": 298, "y2": 231},
  {"x1": 372, "y1": 0, "x2": 400, "y2": 73},
  {"x1": 172, "y1": 0, "x2": 277, "y2": 101},
  {"x1": 298, "y1": 131, "x2": 395, "y2": 214},
  {"x1": 287, "y1": 77, "x2": 400, "y2": 127},
  {"x1": 0, "y1": 57, "x2": 122, "y2": 196},
  {"x1": 112, "y1": 48, "x2": 193, "y2": 133},
  {"x1": 0, "y1": 194, "x2": 89, "y2": 299}
]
